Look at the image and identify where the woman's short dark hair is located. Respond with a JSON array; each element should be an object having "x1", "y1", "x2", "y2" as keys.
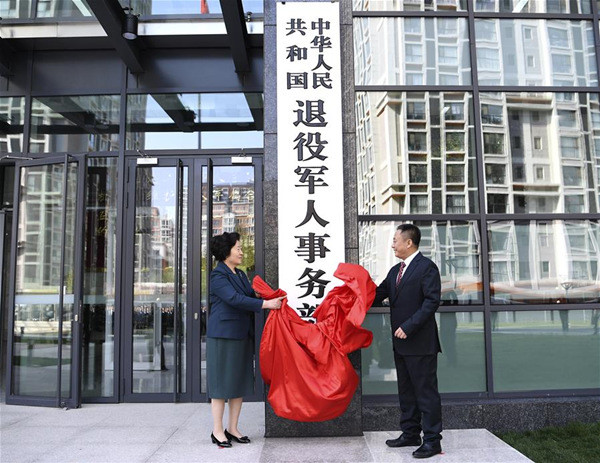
[{"x1": 211, "y1": 232, "x2": 241, "y2": 261}]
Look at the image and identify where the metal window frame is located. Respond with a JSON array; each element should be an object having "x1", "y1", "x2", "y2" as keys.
[{"x1": 353, "y1": 0, "x2": 600, "y2": 400}]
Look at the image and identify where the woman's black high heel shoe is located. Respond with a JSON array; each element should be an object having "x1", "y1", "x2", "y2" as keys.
[
  {"x1": 225, "y1": 429, "x2": 251, "y2": 444},
  {"x1": 211, "y1": 433, "x2": 232, "y2": 448}
]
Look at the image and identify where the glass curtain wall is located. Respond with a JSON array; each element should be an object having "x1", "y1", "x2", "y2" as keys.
[{"x1": 354, "y1": 0, "x2": 600, "y2": 397}]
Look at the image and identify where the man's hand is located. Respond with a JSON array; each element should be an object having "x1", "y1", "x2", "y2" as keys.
[{"x1": 394, "y1": 327, "x2": 407, "y2": 339}]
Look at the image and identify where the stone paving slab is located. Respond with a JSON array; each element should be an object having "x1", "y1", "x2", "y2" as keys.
[{"x1": 0, "y1": 402, "x2": 532, "y2": 463}]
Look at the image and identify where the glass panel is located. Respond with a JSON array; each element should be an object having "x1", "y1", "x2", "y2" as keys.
[
  {"x1": 0, "y1": 97, "x2": 25, "y2": 154},
  {"x1": 354, "y1": 18, "x2": 471, "y2": 86},
  {"x1": 475, "y1": 0, "x2": 591, "y2": 13},
  {"x1": 179, "y1": 168, "x2": 188, "y2": 394},
  {"x1": 211, "y1": 166, "x2": 256, "y2": 275},
  {"x1": 362, "y1": 312, "x2": 486, "y2": 394},
  {"x1": 492, "y1": 310, "x2": 599, "y2": 391},
  {"x1": 201, "y1": 165, "x2": 208, "y2": 393},
  {"x1": 82, "y1": 158, "x2": 118, "y2": 398},
  {"x1": 30, "y1": 96, "x2": 120, "y2": 154},
  {"x1": 356, "y1": 92, "x2": 478, "y2": 215},
  {"x1": 60, "y1": 162, "x2": 78, "y2": 399},
  {"x1": 360, "y1": 221, "x2": 483, "y2": 305},
  {"x1": 126, "y1": 93, "x2": 263, "y2": 151},
  {"x1": 1, "y1": 166, "x2": 15, "y2": 208},
  {"x1": 119, "y1": 0, "x2": 262, "y2": 15},
  {"x1": 0, "y1": 0, "x2": 32, "y2": 18},
  {"x1": 1, "y1": 212, "x2": 13, "y2": 394},
  {"x1": 480, "y1": 92, "x2": 600, "y2": 214},
  {"x1": 474, "y1": 20, "x2": 598, "y2": 87},
  {"x1": 132, "y1": 166, "x2": 187, "y2": 393},
  {"x1": 36, "y1": 0, "x2": 94, "y2": 18},
  {"x1": 12, "y1": 164, "x2": 64, "y2": 396},
  {"x1": 488, "y1": 220, "x2": 600, "y2": 304},
  {"x1": 353, "y1": 0, "x2": 467, "y2": 11}
]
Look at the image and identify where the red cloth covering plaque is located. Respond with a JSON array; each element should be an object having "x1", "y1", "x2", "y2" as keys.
[{"x1": 253, "y1": 263, "x2": 375, "y2": 422}]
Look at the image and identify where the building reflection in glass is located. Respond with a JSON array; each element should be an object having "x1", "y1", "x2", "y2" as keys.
[
  {"x1": 356, "y1": 92, "x2": 478, "y2": 215},
  {"x1": 360, "y1": 221, "x2": 482, "y2": 305},
  {"x1": 29, "y1": 96, "x2": 120, "y2": 154},
  {"x1": 492, "y1": 310, "x2": 599, "y2": 391},
  {"x1": 475, "y1": 19, "x2": 597, "y2": 87},
  {"x1": 126, "y1": 93, "x2": 263, "y2": 150},
  {"x1": 119, "y1": 0, "x2": 263, "y2": 16},
  {"x1": 481, "y1": 92, "x2": 600, "y2": 214},
  {"x1": 12, "y1": 163, "x2": 77, "y2": 397},
  {"x1": 82, "y1": 158, "x2": 118, "y2": 398},
  {"x1": 474, "y1": 0, "x2": 591, "y2": 14},
  {"x1": 0, "y1": 97, "x2": 25, "y2": 154},
  {"x1": 353, "y1": 0, "x2": 468, "y2": 12},
  {"x1": 132, "y1": 166, "x2": 187, "y2": 393},
  {"x1": 354, "y1": 17, "x2": 472, "y2": 86},
  {"x1": 362, "y1": 311, "x2": 486, "y2": 394},
  {"x1": 488, "y1": 220, "x2": 600, "y2": 304}
]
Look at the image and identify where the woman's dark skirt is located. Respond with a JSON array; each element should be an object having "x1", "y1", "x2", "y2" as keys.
[{"x1": 207, "y1": 336, "x2": 254, "y2": 399}]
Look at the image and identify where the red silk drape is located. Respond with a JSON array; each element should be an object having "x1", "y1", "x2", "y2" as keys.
[{"x1": 254, "y1": 263, "x2": 376, "y2": 422}]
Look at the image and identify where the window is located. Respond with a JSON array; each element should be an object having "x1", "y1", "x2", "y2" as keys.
[
  {"x1": 406, "y1": 44, "x2": 423, "y2": 63},
  {"x1": 410, "y1": 195, "x2": 429, "y2": 213},
  {"x1": 560, "y1": 136, "x2": 580, "y2": 158},
  {"x1": 405, "y1": 18, "x2": 421, "y2": 33},
  {"x1": 481, "y1": 104, "x2": 503, "y2": 124},
  {"x1": 523, "y1": 27, "x2": 532, "y2": 40},
  {"x1": 563, "y1": 166, "x2": 583, "y2": 186},
  {"x1": 475, "y1": 19, "x2": 496, "y2": 41},
  {"x1": 409, "y1": 164, "x2": 428, "y2": 183},
  {"x1": 534, "y1": 137, "x2": 542, "y2": 150},
  {"x1": 437, "y1": 18, "x2": 458, "y2": 36},
  {"x1": 558, "y1": 110, "x2": 577, "y2": 128},
  {"x1": 408, "y1": 132, "x2": 427, "y2": 151},
  {"x1": 488, "y1": 194, "x2": 508, "y2": 213},
  {"x1": 445, "y1": 103, "x2": 464, "y2": 121},
  {"x1": 446, "y1": 133, "x2": 465, "y2": 152},
  {"x1": 446, "y1": 195, "x2": 466, "y2": 213},
  {"x1": 446, "y1": 165, "x2": 465, "y2": 183},
  {"x1": 565, "y1": 195, "x2": 585, "y2": 213},
  {"x1": 526, "y1": 55, "x2": 535, "y2": 68},
  {"x1": 552, "y1": 54, "x2": 571, "y2": 74},
  {"x1": 439, "y1": 46, "x2": 458, "y2": 65},
  {"x1": 485, "y1": 164, "x2": 506, "y2": 185},
  {"x1": 535, "y1": 167, "x2": 545, "y2": 180},
  {"x1": 477, "y1": 48, "x2": 500, "y2": 71},
  {"x1": 512, "y1": 136, "x2": 521, "y2": 149},
  {"x1": 513, "y1": 165, "x2": 525, "y2": 181},
  {"x1": 548, "y1": 27, "x2": 569, "y2": 47},
  {"x1": 484, "y1": 133, "x2": 504, "y2": 154},
  {"x1": 407, "y1": 102, "x2": 426, "y2": 120}
]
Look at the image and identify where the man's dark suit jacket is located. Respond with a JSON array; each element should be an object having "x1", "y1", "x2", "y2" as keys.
[
  {"x1": 207, "y1": 261, "x2": 262, "y2": 339},
  {"x1": 373, "y1": 252, "x2": 442, "y2": 355}
]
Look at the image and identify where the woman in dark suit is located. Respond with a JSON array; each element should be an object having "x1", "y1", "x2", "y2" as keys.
[{"x1": 208, "y1": 232, "x2": 283, "y2": 448}]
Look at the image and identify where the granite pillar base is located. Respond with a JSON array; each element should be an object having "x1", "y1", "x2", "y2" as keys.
[{"x1": 264, "y1": 351, "x2": 364, "y2": 437}]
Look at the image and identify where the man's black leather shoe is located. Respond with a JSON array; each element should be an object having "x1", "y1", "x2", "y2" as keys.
[
  {"x1": 385, "y1": 434, "x2": 422, "y2": 448},
  {"x1": 412, "y1": 441, "x2": 442, "y2": 459}
]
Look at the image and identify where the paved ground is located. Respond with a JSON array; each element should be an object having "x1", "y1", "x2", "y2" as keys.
[{"x1": 1, "y1": 402, "x2": 532, "y2": 462}]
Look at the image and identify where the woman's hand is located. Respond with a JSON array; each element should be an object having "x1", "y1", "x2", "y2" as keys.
[{"x1": 262, "y1": 296, "x2": 285, "y2": 310}]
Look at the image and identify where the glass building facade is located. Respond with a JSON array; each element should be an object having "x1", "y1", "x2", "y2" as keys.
[
  {"x1": 0, "y1": 0, "x2": 598, "y2": 423},
  {"x1": 354, "y1": 0, "x2": 599, "y2": 399}
]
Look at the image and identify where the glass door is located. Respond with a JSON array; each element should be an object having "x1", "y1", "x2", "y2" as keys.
[
  {"x1": 123, "y1": 158, "x2": 191, "y2": 401},
  {"x1": 6, "y1": 156, "x2": 85, "y2": 407},
  {"x1": 193, "y1": 157, "x2": 263, "y2": 401},
  {"x1": 123, "y1": 156, "x2": 262, "y2": 402}
]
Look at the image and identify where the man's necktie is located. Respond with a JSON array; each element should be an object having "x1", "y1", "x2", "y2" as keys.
[{"x1": 395, "y1": 262, "x2": 406, "y2": 287}]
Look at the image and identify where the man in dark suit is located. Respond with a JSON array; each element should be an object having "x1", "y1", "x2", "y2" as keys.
[{"x1": 373, "y1": 224, "x2": 443, "y2": 459}]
